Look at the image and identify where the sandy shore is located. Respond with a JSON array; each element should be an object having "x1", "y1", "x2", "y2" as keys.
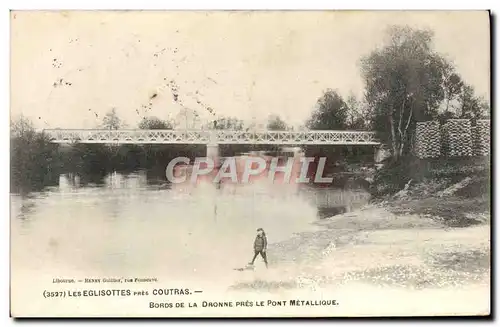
[{"x1": 226, "y1": 201, "x2": 491, "y2": 316}]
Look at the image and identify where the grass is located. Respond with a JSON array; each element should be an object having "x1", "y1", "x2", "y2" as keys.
[{"x1": 388, "y1": 196, "x2": 490, "y2": 227}]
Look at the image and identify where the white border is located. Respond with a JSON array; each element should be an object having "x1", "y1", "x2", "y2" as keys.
[
  {"x1": 2, "y1": 1, "x2": 498, "y2": 326},
  {"x1": 4, "y1": 1, "x2": 499, "y2": 10}
]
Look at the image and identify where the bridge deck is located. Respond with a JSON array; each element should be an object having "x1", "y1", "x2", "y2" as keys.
[{"x1": 43, "y1": 129, "x2": 380, "y2": 145}]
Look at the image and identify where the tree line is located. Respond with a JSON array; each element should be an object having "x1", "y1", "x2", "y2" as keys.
[{"x1": 11, "y1": 25, "x2": 490, "y2": 193}]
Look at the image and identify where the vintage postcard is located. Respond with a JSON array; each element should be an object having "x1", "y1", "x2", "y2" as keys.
[{"x1": 10, "y1": 10, "x2": 491, "y2": 317}]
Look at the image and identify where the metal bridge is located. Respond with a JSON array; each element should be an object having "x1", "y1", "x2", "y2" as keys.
[{"x1": 43, "y1": 129, "x2": 380, "y2": 145}]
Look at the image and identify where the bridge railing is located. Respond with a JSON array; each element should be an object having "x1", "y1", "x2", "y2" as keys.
[{"x1": 42, "y1": 129, "x2": 380, "y2": 145}]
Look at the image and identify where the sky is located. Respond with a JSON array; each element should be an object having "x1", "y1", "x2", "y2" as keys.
[{"x1": 10, "y1": 10, "x2": 490, "y2": 130}]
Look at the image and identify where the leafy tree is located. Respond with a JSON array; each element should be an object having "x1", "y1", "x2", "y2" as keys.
[
  {"x1": 458, "y1": 84, "x2": 490, "y2": 121},
  {"x1": 477, "y1": 98, "x2": 491, "y2": 119},
  {"x1": 211, "y1": 116, "x2": 244, "y2": 130},
  {"x1": 10, "y1": 115, "x2": 61, "y2": 192},
  {"x1": 267, "y1": 114, "x2": 288, "y2": 131},
  {"x1": 138, "y1": 116, "x2": 173, "y2": 130},
  {"x1": 361, "y1": 25, "x2": 451, "y2": 161},
  {"x1": 345, "y1": 94, "x2": 369, "y2": 130},
  {"x1": 102, "y1": 108, "x2": 121, "y2": 130},
  {"x1": 438, "y1": 67, "x2": 490, "y2": 123},
  {"x1": 306, "y1": 89, "x2": 348, "y2": 130},
  {"x1": 441, "y1": 63, "x2": 464, "y2": 114}
]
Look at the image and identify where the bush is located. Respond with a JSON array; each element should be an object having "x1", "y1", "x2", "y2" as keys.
[
  {"x1": 370, "y1": 155, "x2": 490, "y2": 198},
  {"x1": 370, "y1": 156, "x2": 420, "y2": 196},
  {"x1": 10, "y1": 131, "x2": 62, "y2": 193}
]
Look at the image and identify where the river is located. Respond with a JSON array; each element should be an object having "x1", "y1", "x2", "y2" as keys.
[{"x1": 10, "y1": 165, "x2": 371, "y2": 285}]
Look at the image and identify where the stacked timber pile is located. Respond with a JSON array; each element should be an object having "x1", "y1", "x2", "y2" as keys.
[
  {"x1": 471, "y1": 125, "x2": 478, "y2": 155},
  {"x1": 415, "y1": 119, "x2": 490, "y2": 158},
  {"x1": 414, "y1": 121, "x2": 441, "y2": 159},
  {"x1": 475, "y1": 120, "x2": 490, "y2": 156},
  {"x1": 440, "y1": 122, "x2": 449, "y2": 157},
  {"x1": 443, "y1": 119, "x2": 473, "y2": 157}
]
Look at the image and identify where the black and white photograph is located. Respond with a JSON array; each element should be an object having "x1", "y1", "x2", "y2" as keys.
[{"x1": 9, "y1": 10, "x2": 491, "y2": 317}]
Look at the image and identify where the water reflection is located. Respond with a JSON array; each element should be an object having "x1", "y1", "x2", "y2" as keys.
[
  {"x1": 11, "y1": 157, "x2": 371, "y2": 280},
  {"x1": 59, "y1": 172, "x2": 107, "y2": 190}
]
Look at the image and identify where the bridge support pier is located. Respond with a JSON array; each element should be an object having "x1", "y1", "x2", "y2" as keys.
[
  {"x1": 207, "y1": 143, "x2": 220, "y2": 167},
  {"x1": 207, "y1": 130, "x2": 220, "y2": 167}
]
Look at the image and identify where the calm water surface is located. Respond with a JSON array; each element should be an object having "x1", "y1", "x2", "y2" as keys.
[{"x1": 11, "y1": 165, "x2": 370, "y2": 282}]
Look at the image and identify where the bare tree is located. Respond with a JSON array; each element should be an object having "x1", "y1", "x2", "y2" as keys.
[{"x1": 102, "y1": 108, "x2": 122, "y2": 130}]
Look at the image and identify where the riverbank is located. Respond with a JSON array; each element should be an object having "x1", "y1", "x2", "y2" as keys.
[{"x1": 227, "y1": 189, "x2": 490, "y2": 316}]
